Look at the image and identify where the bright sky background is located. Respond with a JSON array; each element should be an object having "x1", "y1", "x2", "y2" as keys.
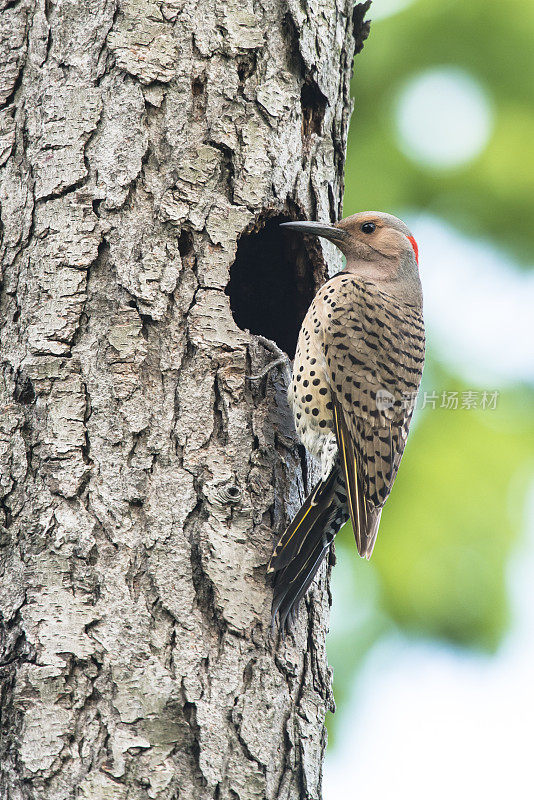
[{"x1": 325, "y1": 484, "x2": 534, "y2": 799}]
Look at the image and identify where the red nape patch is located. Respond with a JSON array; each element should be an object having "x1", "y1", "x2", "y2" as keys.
[{"x1": 407, "y1": 235, "x2": 419, "y2": 265}]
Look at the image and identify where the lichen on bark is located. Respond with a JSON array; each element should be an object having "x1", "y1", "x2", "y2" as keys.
[{"x1": 0, "y1": 0, "x2": 370, "y2": 797}]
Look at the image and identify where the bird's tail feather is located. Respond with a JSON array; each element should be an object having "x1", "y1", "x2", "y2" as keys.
[
  {"x1": 272, "y1": 537, "x2": 331, "y2": 629},
  {"x1": 268, "y1": 468, "x2": 337, "y2": 573},
  {"x1": 269, "y1": 468, "x2": 348, "y2": 629}
]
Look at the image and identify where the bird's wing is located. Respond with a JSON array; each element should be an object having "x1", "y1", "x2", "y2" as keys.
[
  {"x1": 321, "y1": 276, "x2": 425, "y2": 554},
  {"x1": 331, "y1": 396, "x2": 368, "y2": 553}
]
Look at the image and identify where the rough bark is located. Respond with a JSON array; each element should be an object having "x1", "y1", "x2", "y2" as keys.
[{"x1": 0, "y1": 1, "x2": 369, "y2": 798}]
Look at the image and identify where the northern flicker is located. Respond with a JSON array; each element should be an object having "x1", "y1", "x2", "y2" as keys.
[{"x1": 269, "y1": 212, "x2": 425, "y2": 628}]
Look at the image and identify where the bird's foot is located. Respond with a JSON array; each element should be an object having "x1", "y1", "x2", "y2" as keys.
[
  {"x1": 248, "y1": 357, "x2": 287, "y2": 381},
  {"x1": 247, "y1": 336, "x2": 292, "y2": 383}
]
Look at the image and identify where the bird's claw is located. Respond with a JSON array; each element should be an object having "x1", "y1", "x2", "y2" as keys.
[
  {"x1": 247, "y1": 335, "x2": 292, "y2": 383},
  {"x1": 247, "y1": 356, "x2": 288, "y2": 381}
]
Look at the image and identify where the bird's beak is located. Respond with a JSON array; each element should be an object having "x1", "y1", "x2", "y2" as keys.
[{"x1": 280, "y1": 221, "x2": 348, "y2": 244}]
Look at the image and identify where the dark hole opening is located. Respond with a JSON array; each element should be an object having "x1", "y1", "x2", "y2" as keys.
[
  {"x1": 191, "y1": 77, "x2": 205, "y2": 97},
  {"x1": 178, "y1": 228, "x2": 197, "y2": 277},
  {"x1": 301, "y1": 80, "x2": 327, "y2": 140},
  {"x1": 13, "y1": 372, "x2": 35, "y2": 405},
  {"x1": 179, "y1": 229, "x2": 192, "y2": 254},
  {"x1": 226, "y1": 214, "x2": 325, "y2": 359},
  {"x1": 191, "y1": 76, "x2": 207, "y2": 121}
]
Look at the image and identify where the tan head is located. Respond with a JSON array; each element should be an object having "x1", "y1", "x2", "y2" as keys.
[{"x1": 281, "y1": 211, "x2": 422, "y2": 306}]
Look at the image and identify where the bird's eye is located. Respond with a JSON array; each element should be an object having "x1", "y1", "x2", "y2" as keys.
[{"x1": 361, "y1": 222, "x2": 376, "y2": 234}]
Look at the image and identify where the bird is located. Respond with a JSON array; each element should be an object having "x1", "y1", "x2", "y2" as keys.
[{"x1": 268, "y1": 211, "x2": 425, "y2": 629}]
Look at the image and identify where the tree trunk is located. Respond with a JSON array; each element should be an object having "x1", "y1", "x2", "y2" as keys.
[{"x1": 0, "y1": 1, "x2": 369, "y2": 797}]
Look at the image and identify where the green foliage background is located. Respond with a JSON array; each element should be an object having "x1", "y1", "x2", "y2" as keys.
[{"x1": 327, "y1": 0, "x2": 534, "y2": 742}]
